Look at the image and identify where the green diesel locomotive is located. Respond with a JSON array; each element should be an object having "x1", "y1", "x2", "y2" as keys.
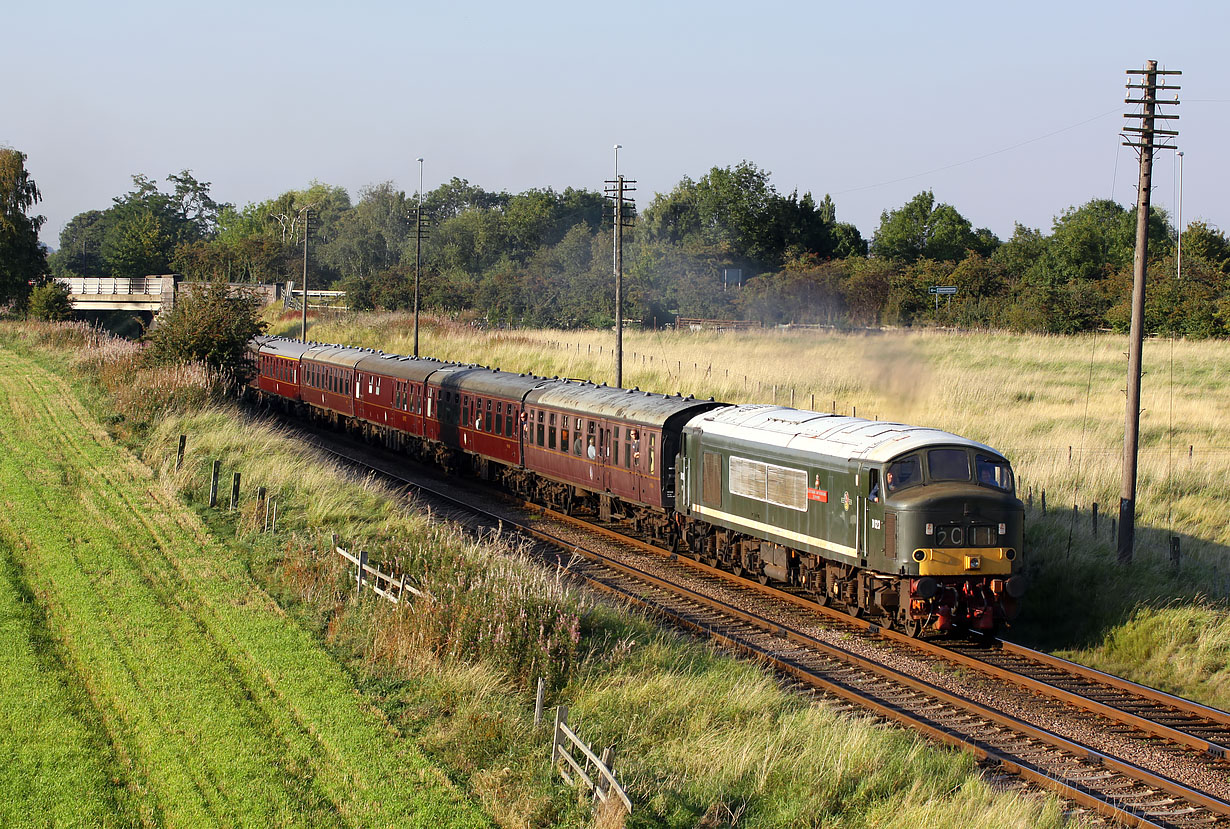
[{"x1": 677, "y1": 405, "x2": 1026, "y2": 634}]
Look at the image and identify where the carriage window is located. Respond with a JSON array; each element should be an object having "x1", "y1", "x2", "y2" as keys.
[
  {"x1": 586, "y1": 421, "x2": 597, "y2": 460},
  {"x1": 573, "y1": 419, "x2": 584, "y2": 456},
  {"x1": 630, "y1": 429, "x2": 640, "y2": 468},
  {"x1": 486, "y1": 400, "x2": 493, "y2": 433},
  {"x1": 975, "y1": 455, "x2": 1014, "y2": 491},
  {"x1": 505, "y1": 408, "x2": 513, "y2": 438},
  {"x1": 548, "y1": 413, "x2": 556, "y2": 449},
  {"x1": 561, "y1": 418, "x2": 569, "y2": 452},
  {"x1": 613, "y1": 427, "x2": 620, "y2": 466},
  {"x1": 536, "y1": 410, "x2": 545, "y2": 446},
  {"x1": 928, "y1": 448, "x2": 970, "y2": 482},
  {"x1": 648, "y1": 434, "x2": 656, "y2": 474}
]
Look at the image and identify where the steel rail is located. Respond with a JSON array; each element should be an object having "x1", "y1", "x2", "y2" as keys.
[
  {"x1": 300, "y1": 438, "x2": 1225, "y2": 828},
  {"x1": 530, "y1": 503, "x2": 1230, "y2": 765}
]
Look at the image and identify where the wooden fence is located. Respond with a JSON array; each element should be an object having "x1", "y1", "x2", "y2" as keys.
[
  {"x1": 550, "y1": 704, "x2": 631, "y2": 814},
  {"x1": 335, "y1": 542, "x2": 430, "y2": 605}
]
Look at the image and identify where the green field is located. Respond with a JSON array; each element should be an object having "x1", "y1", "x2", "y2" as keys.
[{"x1": 0, "y1": 344, "x2": 488, "y2": 827}]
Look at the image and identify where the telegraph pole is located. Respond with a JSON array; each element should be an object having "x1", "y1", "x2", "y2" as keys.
[
  {"x1": 414, "y1": 157, "x2": 425, "y2": 358},
  {"x1": 301, "y1": 207, "x2": 310, "y2": 340},
  {"x1": 605, "y1": 147, "x2": 635, "y2": 388},
  {"x1": 1118, "y1": 60, "x2": 1180, "y2": 564}
]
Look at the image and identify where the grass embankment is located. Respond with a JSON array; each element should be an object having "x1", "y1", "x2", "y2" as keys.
[
  {"x1": 278, "y1": 311, "x2": 1230, "y2": 709},
  {"x1": 0, "y1": 338, "x2": 487, "y2": 827},
  {"x1": 0, "y1": 319, "x2": 1082, "y2": 827}
]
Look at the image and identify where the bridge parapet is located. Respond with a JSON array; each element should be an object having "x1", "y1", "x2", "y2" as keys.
[{"x1": 56, "y1": 275, "x2": 177, "y2": 312}]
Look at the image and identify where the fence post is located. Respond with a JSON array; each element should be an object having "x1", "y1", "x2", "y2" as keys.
[
  {"x1": 357, "y1": 549, "x2": 367, "y2": 592},
  {"x1": 550, "y1": 704, "x2": 568, "y2": 766},
  {"x1": 175, "y1": 434, "x2": 186, "y2": 471},
  {"x1": 1170, "y1": 536, "x2": 1181, "y2": 567},
  {"x1": 597, "y1": 745, "x2": 614, "y2": 798},
  {"x1": 229, "y1": 472, "x2": 241, "y2": 511},
  {"x1": 399, "y1": 573, "x2": 408, "y2": 604},
  {"x1": 263, "y1": 494, "x2": 271, "y2": 531},
  {"x1": 270, "y1": 498, "x2": 278, "y2": 533},
  {"x1": 1092, "y1": 502, "x2": 1098, "y2": 536},
  {"x1": 209, "y1": 460, "x2": 221, "y2": 507},
  {"x1": 534, "y1": 676, "x2": 546, "y2": 727},
  {"x1": 1041, "y1": 489, "x2": 1047, "y2": 515},
  {"x1": 1110, "y1": 518, "x2": 1116, "y2": 544}
]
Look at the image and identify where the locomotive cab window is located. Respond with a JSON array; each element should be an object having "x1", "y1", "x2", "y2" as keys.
[
  {"x1": 886, "y1": 455, "x2": 922, "y2": 492},
  {"x1": 928, "y1": 448, "x2": 970, "y2": 482},
  {"x1": 975, "y1": 455, "x2": 1014, "y2": 491}
]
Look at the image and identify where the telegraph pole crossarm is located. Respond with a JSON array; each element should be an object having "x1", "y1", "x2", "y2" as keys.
[{"x1": 1117, "y1": 60, "x2": 1180, "y2": 565}]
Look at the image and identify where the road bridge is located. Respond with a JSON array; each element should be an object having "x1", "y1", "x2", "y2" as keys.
[{"x1": 56, "y1": 276, "x2": 178, "y2": 313}]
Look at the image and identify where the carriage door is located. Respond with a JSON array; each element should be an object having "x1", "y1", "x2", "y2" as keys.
[{"x1": 600, "y1": 424, "x2": 611, "y2": 491}]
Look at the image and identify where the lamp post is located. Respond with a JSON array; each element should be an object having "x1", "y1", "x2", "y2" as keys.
[{"x1": 414, "y1": 156, "x2": 424, "y2": 357}]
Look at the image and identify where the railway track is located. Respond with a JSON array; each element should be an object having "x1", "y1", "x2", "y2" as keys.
[{"x1": 297, "y1": 429, "x2": 1230, "y2": 828}]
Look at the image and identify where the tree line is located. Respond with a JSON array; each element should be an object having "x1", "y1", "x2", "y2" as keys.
[{"x1": 8, "y1": 151, "x2": 1229, "y2": 338}]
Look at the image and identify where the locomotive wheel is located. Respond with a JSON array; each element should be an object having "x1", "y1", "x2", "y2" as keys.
[
  {"x1": 905, "y1": 618, "x2": 925, "y2": 639},
  {"x1": 757, "y1": 572, "x2": 770, "y2": 586}
]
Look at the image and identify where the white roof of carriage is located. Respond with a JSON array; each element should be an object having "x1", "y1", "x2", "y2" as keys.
[{"x1": 687, "y1": 404, "x2": 1002, "y2": 465}]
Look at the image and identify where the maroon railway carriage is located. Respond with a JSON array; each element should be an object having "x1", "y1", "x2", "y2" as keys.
[
  {"x1": 519, "y1": 382, "x2": 723, "y2": 537},
  {"x1": 350, "y1": 351, "x2": 452, "y2": 446},
  {"x1": 427, "y1": 365, "x2": 552, "y2": 471},
  {"x1": 255, "y1": 337, "x2": 312, "y2": 402},
  {"x1": 299, "y1": 344, "x2": 368, "y2": 422}
]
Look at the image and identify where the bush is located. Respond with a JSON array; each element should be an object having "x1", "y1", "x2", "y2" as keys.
[
  {"x1": 145, "y1": 279, "x2": 266, "y2": 382},
  {"x1": 27, "y1": 281, "x2": 73, "y2": 321}
]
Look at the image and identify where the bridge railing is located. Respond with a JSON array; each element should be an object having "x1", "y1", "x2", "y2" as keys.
[{"x1": 57, "y1": 276, "x2": 173, "y2": 296}]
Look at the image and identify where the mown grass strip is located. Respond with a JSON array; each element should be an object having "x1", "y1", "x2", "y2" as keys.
[
  {"x1": 0, "y1": 345, "x2": 489, "y2": 828},
  {"x1": 0, "y1": 538, "x2": 137, "y2": 828}
]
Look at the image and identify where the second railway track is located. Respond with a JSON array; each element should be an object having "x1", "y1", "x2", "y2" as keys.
[{"x1": 294, "y1": 424, "x2": 1230, "y2": 828}]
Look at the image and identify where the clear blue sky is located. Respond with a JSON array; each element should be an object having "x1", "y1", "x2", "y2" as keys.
[{"x1": 8, "y1": 0, "x2": 1228, "y2": 249}]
